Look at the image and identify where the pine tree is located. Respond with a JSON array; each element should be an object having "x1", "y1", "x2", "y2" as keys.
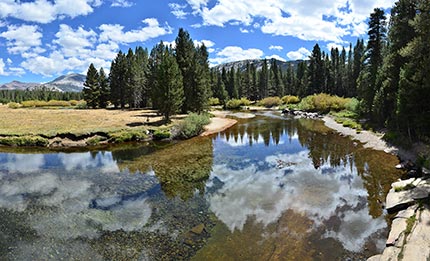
[
  {"x1": 358, "y1": 8, "x2": 387, "y2": 116},
  {"x1": 83, "y1": 63, "x2": 100, "y2": 108},
  {"x1": 109, "y1": 51, "x2": 127, "y2": 108},
  {"x1": 375, "y1": 0, "x2": 418, "y2": 126},
  {"x1": 258, "y1": 59, "x2": 269, "y2": 99},
  {"x1": 98, "y1": 67, "x2": 110, "y2": 108},
  {"x1": 307, "y1": 44, "x2": 324, "y2": 95},
  {"x1": 175, "y1": 28, "x2": 196, "y2": 113},
  {"x1": 398, "y1": 0, "x2": 430, "y2": 138},
  {"x1": 152, "y1": 44, "x2": 184, "y2": 121}
]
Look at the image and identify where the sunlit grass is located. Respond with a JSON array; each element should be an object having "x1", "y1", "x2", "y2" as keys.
[{"x1": 0, "y1": 105, "x2": 179, "y2": 137}]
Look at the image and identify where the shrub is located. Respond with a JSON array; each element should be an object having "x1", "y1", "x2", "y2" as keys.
[
  {"x1": 208, "y1": 97, "x2": 221, "y2": 106},
  {"x1": 47, "y1": 100, "x2": 71, "y2": 107},
  {"x1": 176, "y1": 113, "x2": 211, "y2": 139},
  {"x1": 225, "y1": 98, "x2": 251, "y2": 109},
  {"x1": 69, "y1": 100, "x2": 80, "y2": 106},
  {"x1": 345, "y1": 98, "x2": 360, "y2": 113},
  {"x1": 259, "y1": 96, "x2": 282, "y2": 108},
  {"x1": 297, "y1": 93, "x2": 352, "y2": 113},
  {"x1": 7, "y1": 102, "x2": 21, "y2": 109},
  {"x1": 153, "y1": 129, "x2": 171, "y2": 140},
  {"x1": 21, "y1": 100, "x2": 46, "y2": 107},
  {"x1": 75, "y1": 101, "x2": 88, "y2": 109},
  {"x1": 281, "y1": 95, "x2": 300, "y2": 104}
]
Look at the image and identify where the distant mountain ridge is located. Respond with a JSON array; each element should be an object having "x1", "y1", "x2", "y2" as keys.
[
  {"x1": 213, "y1": 58, "x2": 303, "y2": 72},
  {"x1": 0, "y1": 73, "x2": 86, "y2": 93}
]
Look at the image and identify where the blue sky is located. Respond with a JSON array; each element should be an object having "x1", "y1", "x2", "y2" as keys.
[{"x1": 0, "y1": 0, "x2": 395, "y2": 83}]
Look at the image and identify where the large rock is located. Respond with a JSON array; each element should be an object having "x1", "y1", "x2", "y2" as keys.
[
  {"x1": 386, "y1": 185, "x2": 430, "y2": 214},
  {"x1": 386, "y1": 206, "x2": 416, "y2": 246},
  {"x1": 401, "y1": 208, "x2": 430, "y2": 260}
]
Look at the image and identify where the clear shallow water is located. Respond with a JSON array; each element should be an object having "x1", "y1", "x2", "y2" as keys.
[{"x1": 0, "y1": 112, "x2": 402, "y2": 260}]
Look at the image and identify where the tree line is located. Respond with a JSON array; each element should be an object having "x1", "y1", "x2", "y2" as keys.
[{"x1": 0, "y1": 88, "x2": 82, "y2": 104}]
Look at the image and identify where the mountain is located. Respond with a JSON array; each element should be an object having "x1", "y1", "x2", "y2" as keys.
[
  {"x1": 0, "y1": 81, "x2": 42, "y2": 91},
  {"x1": 43, "y1": 73, "x2": 86, "y2": 92},
  {"x1": 212, "y1": 58, "x2": 304, "y2": 72},
  {"x1": 0, "y1": 73, "x2": 86, "y2": 93}
]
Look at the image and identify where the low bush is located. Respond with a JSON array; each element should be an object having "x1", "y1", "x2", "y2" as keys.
[
  {"x1": 297, "y1": 93, "x2": 353, "y2": 113},
  {"x1": 208, "y1": 97, "x2": 221, "y2": 106},
  {"x1": 259, "y1": 96, "x2": 282, "y2": 108},
  {"x1": 47, "y1": 100, "x2": 71, "y2": 107},
  {"x1": 21, "y1": 100, "x2": 72, "y2": 108},
  {"x1": 7, "y1": 102, "x2": 21, "y2": 109},
  {"x1": 153, "y1": 129, "x2": 171, "y2": 140},
  {"x1": 176, "y1": 113, "x2": 211, "y2": 139},
  {"x1": 226, "y1": 98, "x2": 250, "y2": 109},
  {"x1": 0, "y1": 136, "x2": 49, "y2": 147},
  {"x1": 75, "y1": 101, "x2": 88, "y2": 109},
  {"x1": 281, "y1": 95, "x2": 300, "y2": 104}
]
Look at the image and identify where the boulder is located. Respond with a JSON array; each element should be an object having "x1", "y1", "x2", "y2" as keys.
[
  {"x1": 400, "y1": 208, "x2": 430, "y2": 261},
  {"x1": 386, "y1": 187, "x2": 429, "y2": 214}
]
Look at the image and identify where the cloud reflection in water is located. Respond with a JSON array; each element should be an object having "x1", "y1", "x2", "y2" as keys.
[{"x1": 208, "y1": 142, "x2": 386, "y2": 253}]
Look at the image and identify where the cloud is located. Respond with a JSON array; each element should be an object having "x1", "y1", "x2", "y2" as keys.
[
  {"x1": 287, "y1": 47, "x2": 311, "y2": 60},
  {"x1": 53, "y1": 24, "x2": 97, "y2": 57},
  {"x1": 193, "y1": 39, "x2": 215, "y2": 48},
  {"x1": 186, "y1": 0, "x2": 396, "y2": 42},
  {"x1": 99, "y1": 18, "x2": 172, "y2": 44},
  {"x1": 0, "y1": 0, "x2": 97, "y2": 24},
  {"x1": 269, "y1": 45, "x2": 283, "y2": 51},
  {"x1": 0, "y1": 24, "x2": 44, "y2": 54},
  {"x1": 111, "y1": 0, "x2": 134, "y2": 8},
  {"x1": 210, "y1": 46, "x2": 263, "y2": 65},
  {"x1": 169, "y1": 3, "x2": 188, "y2": 19},
  {"x1": 266, "y1": 54, "x2": 286, "y2": 62}
]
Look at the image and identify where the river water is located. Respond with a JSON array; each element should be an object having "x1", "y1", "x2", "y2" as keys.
[{"x1": 0, "y1": 112, "x2": 402, "y2": 260}]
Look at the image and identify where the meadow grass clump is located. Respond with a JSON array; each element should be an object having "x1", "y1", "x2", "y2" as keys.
[{"x1": 0, "y1": 136, "x2": 49, "y2": 147}]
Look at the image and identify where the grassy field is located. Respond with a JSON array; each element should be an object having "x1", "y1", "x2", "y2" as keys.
[{"x1": 0, "y1": 105, "x2": 182, "y2": 137}]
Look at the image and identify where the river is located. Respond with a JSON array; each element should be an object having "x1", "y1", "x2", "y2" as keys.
[{"x1": 0, "y1": 111, "x2": 402, "y2": 260}]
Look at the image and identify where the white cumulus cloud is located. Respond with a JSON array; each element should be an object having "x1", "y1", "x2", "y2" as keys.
[
  {"x1": 0, "y1": 25, "x2": 44, "y2": 54},
  {"x1": 99, "y1": 18, "x2": 172, "y2": 44},
  {"x1": 185, "y1": 0, "x2": 396, "y2": 43},
  {"x1": 0, "y1": 0, "x2": 97, "y2": 24},
  {"x1": 209, "y1": 46, "x2": 263, "y2": 65},
  {"x1": 287, "y1": 47, "x2": 311, "y2": 60}
]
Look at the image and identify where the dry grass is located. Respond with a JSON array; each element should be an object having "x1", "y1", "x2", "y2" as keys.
[{"x1": 0, "y1": 105, "x2": 184, "y2": 137}]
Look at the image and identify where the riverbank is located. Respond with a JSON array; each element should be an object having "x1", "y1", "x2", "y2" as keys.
[{"x1": 322, "y1": 114, "x2": 430, "y2": 261}]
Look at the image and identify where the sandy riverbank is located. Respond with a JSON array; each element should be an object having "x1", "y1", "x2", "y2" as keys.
[{"x1": 200, "y1": 113, "x2": 237, "y2": 136}]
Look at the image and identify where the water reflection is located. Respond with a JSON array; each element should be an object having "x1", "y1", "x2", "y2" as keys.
[
  {"x1": 195, "y1": 113, "x2": 401, "y2": 259},
  {"x1": 0, "y1": 112, "x2": 402, "y2": 260},
  {"x1": 119, "y1": 137, "x2": 213, "y2": 201}
]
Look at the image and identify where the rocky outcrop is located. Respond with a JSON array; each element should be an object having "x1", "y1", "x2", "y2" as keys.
[{"x1": 368, "y1": 177, "x2": 430, "y2": 261}]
